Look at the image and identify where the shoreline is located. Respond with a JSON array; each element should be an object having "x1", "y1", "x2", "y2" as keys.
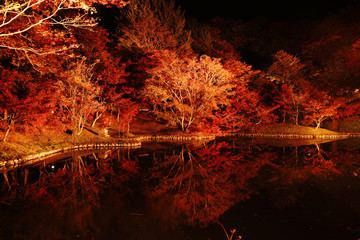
[
  {"x1": 1, "y1": 130, "x2": 359, "y2": 171},
  {"x1": 230, "y1": 132, "x2": 355, "y2": 139},
  {"x1": 0, "y1": 134, "x2": 217, "y2": 171}
]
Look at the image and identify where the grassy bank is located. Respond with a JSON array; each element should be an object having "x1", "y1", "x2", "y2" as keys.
[
  {"x1": 0, "y1": 127, "x2": 115, "y2": 161},
  {"x1": 258, "y1": 123, "x2": 343, "y2": 135},
  {"x1": 0, "y1": 120, "x2": 353, "y2": 162}
]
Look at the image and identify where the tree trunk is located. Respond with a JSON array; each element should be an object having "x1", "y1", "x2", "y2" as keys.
[
  {"x1": 2, "y1": 119, "x2": 14, "y2": 142},
  {"x1": 3, "y1": 172, "x2": 10, "y2": 189},
  {"x1": 77, "y1": 116, "x2": 85, "y2": 135},
  {"x1": 91, "y1": 112, "x2": 102, "y2": 127},
  {"x1": 3, "y1": 126, "x2": 11, "y2": 142},
  {"x1": 181, "y1": 115, "x2": 185, "y2": 132},
  {"x1": 90, "y1": 114, "x2": 97, "y2": 127},
  {"x1": 4, "y1": 110, "x2": 8, "y2": 120}
]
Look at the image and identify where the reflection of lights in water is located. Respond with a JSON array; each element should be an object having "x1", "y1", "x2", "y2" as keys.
[{"x1": 46, "y1": 164, "x2": 56, "y2": 172}]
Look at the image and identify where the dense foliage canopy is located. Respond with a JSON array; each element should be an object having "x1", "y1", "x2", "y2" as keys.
[{"x1": 1, "y1": 0, "x2": 360, "y2": 142}]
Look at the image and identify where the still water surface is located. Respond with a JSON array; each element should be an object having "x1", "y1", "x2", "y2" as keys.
[{"x1": 0, "y1": 138, "x2": 360, "y2": 240}]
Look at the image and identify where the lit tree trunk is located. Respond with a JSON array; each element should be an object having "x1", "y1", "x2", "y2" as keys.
[
  {"x1": 3, "y1": 126, "x2": 11, "y2": 142},
  {"x1": 76, "y1": 109, "x2": 91, "y2": 136},
  {"x1": 59, "y1": 60, "x2": 103, "y2": 137},
  {"x1": 294, "y1": 107, "x2": 300, "y2": 125},
  {"x1": 2, "y1": 118, "x2": 14, "y2": 142},
  {"x1": 90, "y1": 112, "x2": 102, "y2": 127},
  {"x1": 4, "y1": 110, "x2": 8, "y2": 121},
  {"x1": 181, "y1": 115, "x2": 185, "y2": 132}
]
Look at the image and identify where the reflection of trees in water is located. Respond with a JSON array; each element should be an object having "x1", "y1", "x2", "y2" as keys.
[
  {"x1": 0, "y1": 150, "x2": 140, "y2": 240},
  {"x1": 262, "y1": 142, "x2": 360, "y2": 208},
  {"x1": 27, "y1": 154, "x2": 107, "y2": 205},
  {"x1": 328, "y1": 140, "x2": 360, "y2": 176},
  {"x1": 1, "y1": 140, "x2": 360, "y2": 238},
  {"x1": 276, "y1": 143, "x2": 340, "y2": 183},
  {"x1": 21, "y1": 150, "x2": 140, "y2": 205},
  {"x1": 149, "y1": 142, "x2": 274, "y2": 227}
]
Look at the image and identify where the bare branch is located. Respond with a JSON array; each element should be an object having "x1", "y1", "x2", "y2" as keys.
[
  {"x1": 0, "y1": 0, "x2": 68, "y2": 37},
  {"x1": 0, "y1": 0, "x2": 43, "y2": 27},
  {"x1": 0, "y1": 43, "x2": 79, "y2": 55}
]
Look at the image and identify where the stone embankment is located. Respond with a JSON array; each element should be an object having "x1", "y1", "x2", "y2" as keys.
[
  {"x1": 133, "y1": 134, "x2": 216, "y2": 142},
  {"x1": 1, "y1": 132, "x2": 358, "y2": 171},
  {"x1": 0, "y1": 135, "x2": 216, "y2": 171},
  {"x1": 0, "y1": 141, "x2": 141, "y2": 171},
  {"x1": 230, "y1": 132, "x2": 353, "y2": 139}
]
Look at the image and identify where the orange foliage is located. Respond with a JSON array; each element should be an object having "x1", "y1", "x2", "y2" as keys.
[
  {"x1": 0, "y1": 0, "x2": 127, "y2": 72},
  {"x1": 267, "y1": 50, "x2": 305, "y2": 86},
  {"x1": 304, "y1": 93, "x2": 344, "y2": 129},
  {"x1": 144, "y1": 51, "x2": 234, "y2": 132},
  {"x1": 116, "y1": 0, "x2": 192, "y2": 55},
  {"x1": 0, "y1": 68, "x2": 58, "y2": 140}
]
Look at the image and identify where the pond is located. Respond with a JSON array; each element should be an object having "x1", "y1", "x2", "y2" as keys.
[{"x1": 0, "y1": 137, "x2": 360, "y2": 240}]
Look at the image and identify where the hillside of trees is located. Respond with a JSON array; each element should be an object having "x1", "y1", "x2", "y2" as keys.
[{"x1": 1, "y1": 0, "x2": 360, "y2": 144}]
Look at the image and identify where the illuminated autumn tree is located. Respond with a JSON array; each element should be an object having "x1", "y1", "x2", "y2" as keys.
[
  {"x1": 304, "y1": 93, "x2": 343, "y2": 129},
  {"x1": 144, "y1": 51, "x2": 234, "y2": 132},
  {"x1": 189, "y1": 19, "x2": 241, "y2": 61},
  {"x1": 276, "y1": 84, "x2": 309, "y2": 125},
  {"x1": 0, "y1": 70, "x2": 31, "y2": 141},
  {"x1": 0, "y1": 69, "x2": 57, "y2": 141},
  {"x1": 266, "y1": 50, "x2": 316, "y2": 125},
  {"x1": 116, "y1": 0, "x2": 192, "y2": 54},
  {"x1": 72, "y1": 26, "x2": 138, "y2": 129},
  {"x1": 0, "y1": 0, "x2": 127, "y2": 71},
  {"x1": 0, "y1": 0, "x2": 129, "y2": 141},
  {"x1": 267, "y1": 50, "x2": 305, "y2": 86},
  {"x1": 58, "y1": 59, "x2": 104, "y2": 136},
  {"x1": 218, "y1": 59, "x2": 278, "y2": 132}
]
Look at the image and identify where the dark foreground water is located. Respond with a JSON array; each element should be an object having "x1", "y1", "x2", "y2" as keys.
[{"x1": 0, "y1": 138, "x2": 360, "y2": 240}]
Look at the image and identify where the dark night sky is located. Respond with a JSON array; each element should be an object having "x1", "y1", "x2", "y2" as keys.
[{"x1": 177, "y1": 0, "x2": 358, "y2": 21}]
